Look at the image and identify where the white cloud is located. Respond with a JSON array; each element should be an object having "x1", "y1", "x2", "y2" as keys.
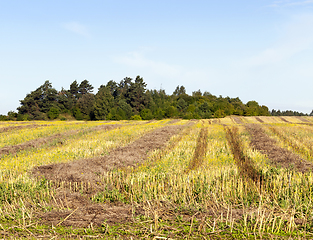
[
  {"x1": 246, "y1": 14, "x2": 313, "y2": 66},
  {"x1": 114, "y1": 51, "x2": 182, "y2": 77},
  {"x1": 63, "y1": 21, "x2": 91, "y2": 38},
  {"x1": 113, "y1": 50, "x2": 215, "y2": 94}
]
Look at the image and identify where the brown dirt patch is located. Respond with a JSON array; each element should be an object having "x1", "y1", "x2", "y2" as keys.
[
  {"x1": 166, "y1": 119, "x2": 181, "y2": 124},
  {"x1": 279, "y1": 117, "x2": 290, "y2": 123},
  {"x1": 32, "y1": 124, "x2": 186, "y2": 183},
  {"x1": 34, "y1": 123, "x2": 191, "y2": 228},
  {"x1": 231, "y1": 116, "x2": 243, "y2": 124},
  {"x1": 186, "y1": 127, "x2": 208, "y2": 172},
  {"x1": 255, "y1": 117, "x2": 264, "y2": 123},
  {"x1": 295, "y1": 116, "x2": 311, "y2": 123},
  {"x1": 225, "y1": 126, "x2": 262, "y2": 183},
  {"x1": 0, "y1": 124, "x2": 49, "y2": 133},
  {"x1": 39, "y1": 189, "x2": 141, "y2": 227},
  {"x1": 212, "y1": 119, "x2": 221, "y2": 124},
  {"x1": 0, "y1": 124, "x2": 121, "y2": 158},
  {"x1": 39, "y1": 189, "x2": 247, "y2": 229},
  {"x1": 245, "y1": 124, "x2": 313, "y2": 172}
]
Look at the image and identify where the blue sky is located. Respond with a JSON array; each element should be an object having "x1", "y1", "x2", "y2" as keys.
[{"x1": 1, "y1": 0, "x2": 313, "y2": 115}]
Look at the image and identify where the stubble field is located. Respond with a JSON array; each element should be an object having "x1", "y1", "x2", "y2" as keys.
[{"x1": 1, "y1": 116, "x2": 313, "y2": 239}]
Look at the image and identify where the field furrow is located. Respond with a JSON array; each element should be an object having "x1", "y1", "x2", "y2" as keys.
[
  {"x1": 0, "y1": 121, "x2": 105, "y2": 148},
  {"x1": 32, "y1": 121, "x2": 189, "y2": 183},
  {"x1": 1, "y1": 118, "x2": 313, "y2": 238},
  {"x1": 245, "y1": 124, "x2": 313, "y2": 172},
  {"x1": 0, "y1": 123, "x2": 122, "y2": 158}
]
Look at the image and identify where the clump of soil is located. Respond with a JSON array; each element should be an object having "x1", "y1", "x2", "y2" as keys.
[
  {"x1": 0, "y1": 124, "x2": 121, "y2": 158},
  {"x1": 33, "y1": 124, "x2": 186, "y2": 183},
  {"x1": 245, "y1": 124, "x2": 313, "y2": 172}
]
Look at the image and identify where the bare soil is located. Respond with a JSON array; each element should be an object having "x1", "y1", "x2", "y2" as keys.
[
  {"x1": 295, "y1": 116, "x2": 310, "y2": 123},
  {"x1": 245, "y1": 124, "x2": 313, "y2": 172},
  {"x1": 33, "y1": 124, "x2": 185, "y2": 183},
  {"x1": 165, "y1": 119, "x2": 181, "y2": 124},
  {"x1": 0, "y1": 124, "x2": 121, "y2": 158},
  {"x1": 33, "y1": 123, "x2": 192, "y2": 227},
  {"x1": 255, "y1": 117, "x2": 264, "y2": 123},
  {"x1": 39, "y1": 189, "x2": 246, "y2": 229},
  {"x1": 0, "y1": 124, "x2": 49, "y2": 133},
  {"x1": 279, "y1": 117, "x2": 290, "y2": 123},
  {"x1": 39, "y1": 189, "x2": 142, "y2": 227},
  {"x1": 232, "y1": 116, "x2": 243, "y2": 124}
]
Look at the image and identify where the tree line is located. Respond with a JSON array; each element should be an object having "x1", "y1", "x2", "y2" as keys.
[{"x1": 1, "y1": 76, "x2": 296, "y2": 121}]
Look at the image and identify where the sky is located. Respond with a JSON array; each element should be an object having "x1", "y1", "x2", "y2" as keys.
[{"x1": 1, "y1": 0, "x2": 313, "y2": 115}]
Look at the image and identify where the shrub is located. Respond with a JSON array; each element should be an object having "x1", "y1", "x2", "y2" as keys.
[
  {"x1": 140, "y1": 109, "x2": 153, "y2": 120},
  {"x1": 130, "y1": 115, "x2": 142, "y2": 120},
  {"x1": 47, "y1": 107, "x2": 60, "y2": 120}
]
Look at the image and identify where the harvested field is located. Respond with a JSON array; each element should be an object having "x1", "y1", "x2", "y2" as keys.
[
  {"x1": 231, "y1": 116, "x2": 243, "y2": 124},
  {"x1": 225, "y1": 126, "x2": 262, "y2": 183},
  {"x1": 0, "y1": 124, "x2": 121, "y2": 158},
  {"x1": 33, "y1": 124, "x2": 187, "y2": 183},
  {"x1": 245, "y1": 124, "x2": 313, "y2": 172},
  {"x1": 39, "y1": 189, "x2": 140, "y2": 227},
  {"x1": 293, "y1": 116, "x2": 308, "y2": 123},
  {"x1": 186, "y1": 127, "x2": 208, "y2": 172},
  {"x1": 0, "y1": 124, "x2": 49, "y2": 133},
  {"x1": 279, "y1": 116, "x2": 290, "y2": 123},
  {"x1": 33, "y1": 123, "x2": 192, "y2": 228},
  {"x1": 255, "y1": 117, "x2": 264, "y2": 123},
  {"x1": 2, "y1": 118, "x2": 313, "y2": 239}
]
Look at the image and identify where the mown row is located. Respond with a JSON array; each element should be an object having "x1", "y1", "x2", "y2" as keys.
[{"x1": 0, "y1": 117, "x2": 313, "y2": 239}]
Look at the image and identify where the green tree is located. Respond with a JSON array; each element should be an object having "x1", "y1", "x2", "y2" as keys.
[
  {"x1": 259, "y1": 105, "x2": 270, "y2": 116},
  {"x1": 129, "y1": 75, "x2": 148, "y2": 113},
  {"x1": 47, "y1": 107, "x2": 60, "y2": 120},
  {"x1": 106, "y1": 80, "x2": 119, "y2": 98},
  {"x1": 177, "y1": 98, "x2": 187, "y2": 112},
  {"x1": 165, "y1": 105, "x2": 177, "y2": 118},
  {"x1": 107, "y1": 108, "x2": 123, "y2": 120},
  {"x1": 93, "y1": 86, "x2": 114, "y2": 120},
  {"x1": 0, "y1": 115, "x2": 8, "y2": 121},
  {"x1": 245, "y1": 100, "x2": 259, "y2": 116},
  {"x1": 117, "y1": 99, "x2": 133, "y2": 119},
  {"x1": 18, "y1": 80, "x2": 58, "y2": 119},
  {"x1": 173, "y1": 85, "x2": 186, "y2": 96},
  {"x1": 78, "y1": 79, "x2": 94, "y2": 96},
  {"x1": 130, "y1": 115, "x2": 142, "y2": 120},
  {"x1": 72, "y1": 107, "x2": 83, "y2": 120},
  {"x1": 155, "y1": 108, "x2": 165, "y2": 120},
  {"x1": 198, "y1": 101, "x2": 212, "y2": 119},
  {"x1": 77, "y1": 93, "x2": 95, "y2": 120},
  {"x1": 117, "y1": 77, "x2": 133, "y2": 103},
  {"x1": 214, "y1": 109, "x2": 226, "y2": 118},
  {"x1": 7, "y1": 111, "x2": 17, "y2": 120},
  {"x1": 69, "y1": 80, "x2": 79, "y2": 99},
  {"x1": 140, "y1": 109, "x2": 154, "y2": 120}
]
